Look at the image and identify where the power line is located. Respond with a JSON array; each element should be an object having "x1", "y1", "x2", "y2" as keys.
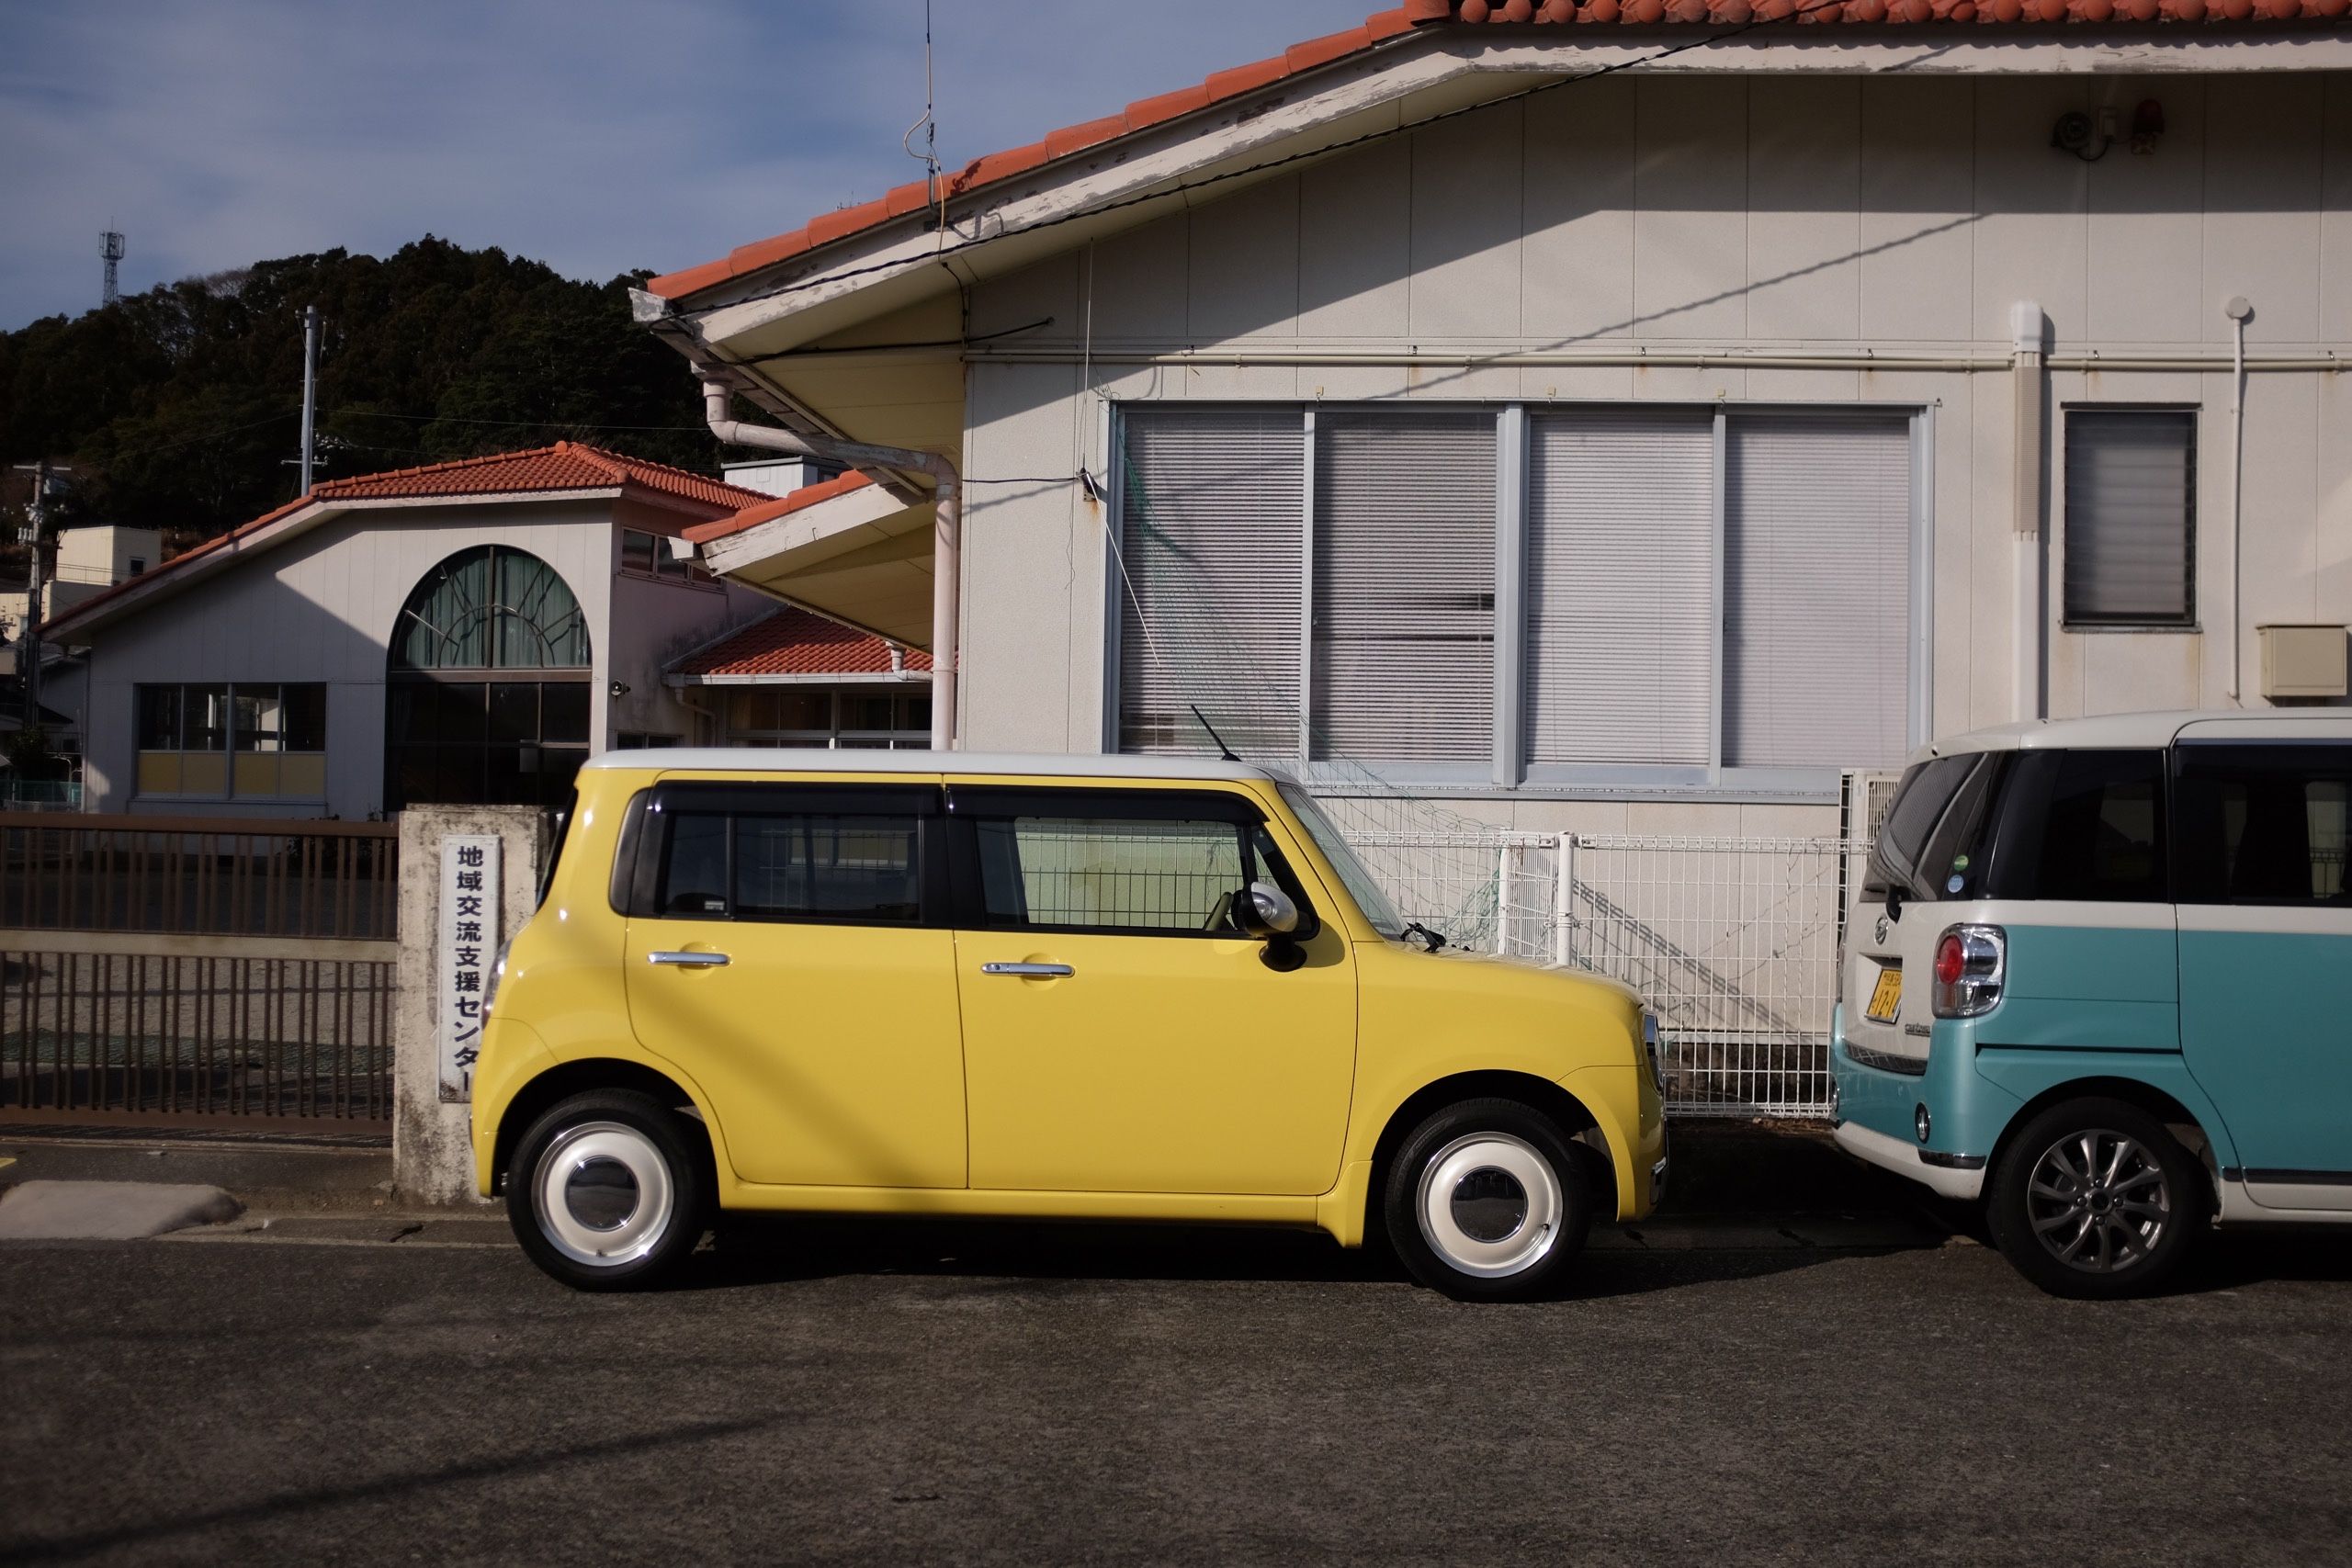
[{"x1": 682, "y1": 1, "x2": 1852, "y2": 322}]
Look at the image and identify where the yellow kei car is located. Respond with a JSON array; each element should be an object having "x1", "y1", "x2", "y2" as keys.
[{"x1": 474, "y1": 751, "x2": 1666, "y2": 1300}]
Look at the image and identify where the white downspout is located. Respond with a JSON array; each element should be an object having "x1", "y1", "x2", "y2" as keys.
[
  {"x1": 697, "y1": 373, "x2": 961, "y2": 750},
  {"x1": 2011, "y1": 301, "x2": 2046, "y2": 725},
  {"x1": 2223, "y1": 296, "x2": 2251, "y2": 706}
]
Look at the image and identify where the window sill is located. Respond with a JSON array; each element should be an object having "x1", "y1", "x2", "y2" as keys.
[{"x1": 2060, "y1": 621, "x2": 2201, "y2": 634}]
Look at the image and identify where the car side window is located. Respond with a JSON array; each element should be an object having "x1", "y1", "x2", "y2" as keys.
[
  {"x1": 639, "y1": 784, "x2": 933, "y2": 925},
  {"x1": 2174, "y1": 743, "x2": 2352, "y2": 907},
  {"x1": 1986, "y1": 749, "x2": 2169, "y2": 903},
  {"x1": 953, "y1": 790, "x2": 1314, "y2": 937}
]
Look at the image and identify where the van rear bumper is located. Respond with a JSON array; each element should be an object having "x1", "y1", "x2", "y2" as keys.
[{"x1": 1833, "y1": 1118, "x2": 1986, "y2": 1201}]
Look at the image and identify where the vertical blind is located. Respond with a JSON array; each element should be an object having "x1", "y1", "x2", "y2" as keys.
[
  {"x1": 1526, "y1": 412, "x2": 1714, "y2": 766},
  {"x1": 1724, "y1": 413, "x2": 1913, "y2": 769},
  {"x1": 1311, "y1": 412, "x2": 1497, "y2": 761},
  {"x1": 1117, "y1": 407, "x2": 1304, "y2": 756},
  {"x1": 2063, "y1": 410, "x2": 2196, "y2": 625}
]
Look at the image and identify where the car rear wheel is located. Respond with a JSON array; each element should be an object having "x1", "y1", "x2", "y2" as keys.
[
  {"x1": 1383, "y1": 1098, "x2": 1593, "y2": 1302},
  {"x1": 508, "y1": 1089, "x2": 707, "y2": 1291},
  {"x1": 1986, "y1": 1096, "x2": 2203, "y2": 1300}
]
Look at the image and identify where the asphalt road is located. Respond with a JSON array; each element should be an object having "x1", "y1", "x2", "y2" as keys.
[{"x1": 6, "y1": 1217, "x2": 2352, "y2": 1568}]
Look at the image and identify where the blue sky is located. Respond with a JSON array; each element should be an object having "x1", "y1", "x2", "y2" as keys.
[{"x1": 0, "y1": 0, "x2": 1375, "y2": 330}]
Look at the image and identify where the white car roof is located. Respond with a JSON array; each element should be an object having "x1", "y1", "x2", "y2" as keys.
[
  {"x1": 579, "y1": 748, "x2": 1295, "y2": 785},
  {"x1": 1915, "y1": 707, "x2": 2352, "y2": 762}
]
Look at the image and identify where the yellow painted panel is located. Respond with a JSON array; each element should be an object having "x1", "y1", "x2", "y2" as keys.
[
  {"x1": 623, "y1": 917, "x2": 967, "y2": 1189},
  {"x1": 135, "y1": 752, "x2": 181, "y2": 795},
  {"x1": 178, "y1": 752, "x2": 226, "y2": 795},
  {"x1": 279, "y1": 752, "x2": 326, "y2": 798},
  {"x1": 232, "y1": 753, "x2": 279, "y2": 796},
  {"x1": 956, "y1": 924, "x2": 1357, "y2": 1194}
]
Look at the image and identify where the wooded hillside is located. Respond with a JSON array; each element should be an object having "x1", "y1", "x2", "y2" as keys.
[{"x1": 0, "y1": 237, "x2": 715, "y2": 561}]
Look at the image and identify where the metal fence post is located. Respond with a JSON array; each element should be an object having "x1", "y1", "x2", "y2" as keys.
[
  {"x1": 1493, "y1": 840, "x2": 1510, "y2": 954},
  {"x1": 1554, "y1": 831, "x2": 1575, "y2": 968}
]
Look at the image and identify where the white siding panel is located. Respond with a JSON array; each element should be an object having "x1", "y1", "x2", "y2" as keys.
[
  {"x1": 1299, "y1": 140, "x2": 1410, "y2": 339},
  {"x1": 1860, "y1": 77, "x2": 1974, "y2": 344},
  {"x1": 1973, "y1": 77, "x2": 2091, "y2": 344},
  {"x1": 1522, "y1": 75, "x2": 1636, "y2": 344},
  {"x1": 1724, "y1": 414, "x2": 1912, "y2": 769},
  {"x1": 1525, "y1": 412, "x2": 1713, "y2": 766},
  {"x1": 1634, "y1": 77, "x2": 1748, "y2": 342},
  {"x1": 1189, "y1": 176, "x2": 1299, "y2": 342},
  {"x1": 1311, "y1": 411, "x2": 1496, "y2": 761},
  {"x1": 1407, "y1": 107, "x2": 1525, "y2": 342},
  {"x1": 1747, "y1": 77, "x2": 1860, "y2": 343},
  {"x1": 2087, "y1": 78, "x2": 2205, "y2": 346},
  {"x1": 1116, "y1": 406, "x2": 1304, "y2": 758},
  {"x1": 2203, "y1": 73, "x2": 2324, "y2": 345}
]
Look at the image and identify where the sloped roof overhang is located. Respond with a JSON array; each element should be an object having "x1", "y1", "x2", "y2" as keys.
[{"x1": 689, "y1": 479, "x2": 940, "y2": 650}]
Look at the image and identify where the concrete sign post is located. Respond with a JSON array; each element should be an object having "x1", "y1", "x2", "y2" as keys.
[
  {"x1": 436, "y1": 835, "x2": 501, "y2": 1102},
  {"x1": 395, "y1": 807, "x2": 544, "y2": 1208}
]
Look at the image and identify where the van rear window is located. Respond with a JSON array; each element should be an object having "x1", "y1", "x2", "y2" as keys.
[{"x1": 1866, "y1": 755, "x2": 1978, "y2": 895}]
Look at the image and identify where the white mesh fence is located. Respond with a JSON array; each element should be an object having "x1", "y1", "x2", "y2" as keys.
[{"x1": 1315, "y1": 806, "x2": 1861, "y2": 1119}]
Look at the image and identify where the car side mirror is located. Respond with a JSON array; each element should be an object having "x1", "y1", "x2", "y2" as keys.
[{"x1": 1237, "y1": 880, "x2": 1300, "y2": 940}]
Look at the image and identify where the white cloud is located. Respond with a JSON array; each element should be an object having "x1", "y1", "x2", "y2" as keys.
[{"x1": 0, "y1": 0, "x2": 1374, "y2": 327}]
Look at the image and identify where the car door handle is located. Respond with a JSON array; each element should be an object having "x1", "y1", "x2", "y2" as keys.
[
  {"x1": 648, "y1": 951, "x2": 730, "y2": 968},
  {"x1": 980, "y1": 962, "x2": 1074, "y2": 978}
]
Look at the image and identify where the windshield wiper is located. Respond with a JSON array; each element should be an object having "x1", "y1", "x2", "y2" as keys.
[{"x1": 1403, "y1": 921, "x2": 1448, "y2": 953}]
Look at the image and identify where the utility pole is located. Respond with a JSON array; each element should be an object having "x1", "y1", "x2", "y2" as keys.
[
  {"x1": 300, "y1": 304, "x2": 321, "y2": 494},
  {"x1": 13, "y1": 459, "x2": 56, "y2": 725}
]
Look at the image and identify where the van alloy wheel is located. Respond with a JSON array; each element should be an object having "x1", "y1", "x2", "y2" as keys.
[
  {"x1": 2024, "y1": 1128, "x2": 2170, "y2": 1275},
  {"x1": 1414, "y1": 1132, "x2": 1565, "y2": 1280},
  {"x1": 532, "y1": 1120, "x2": 678, "y2": 1269}
]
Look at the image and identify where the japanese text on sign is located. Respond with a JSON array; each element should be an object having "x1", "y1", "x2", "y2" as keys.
[{"x1": 437, "y1": 836, "x2": 502, "y2": 1102}]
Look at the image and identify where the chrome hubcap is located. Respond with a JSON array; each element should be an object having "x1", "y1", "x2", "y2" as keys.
[
  {"x1": 2026, "y1": 1128, "x2": 2170, "y2": 1274},
  {"x1": 1416, "y1": 1133, "x2": 1562, "y2": 1280},
  {"x1": 534, "y1": 1121, "x2": 675, "y2": 1269}
]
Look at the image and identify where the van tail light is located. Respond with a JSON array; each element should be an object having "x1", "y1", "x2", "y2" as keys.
[{"x1": 1931, "y1": 924, "x2": 2005, "y2": 1019}]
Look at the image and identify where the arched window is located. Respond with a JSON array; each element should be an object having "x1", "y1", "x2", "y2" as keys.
[
  {"x1": 391, "y1": 546, "x2": 589, "y2": 671},
  {"x1": 385, "y1": 547, "x2": 592, "y2": 810}
]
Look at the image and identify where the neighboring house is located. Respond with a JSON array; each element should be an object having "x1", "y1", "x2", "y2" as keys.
[
  {"x1": 665, "y1": 601, "x2": 933, "y2": 749},
  {"x1": 38, "y1": 444, "x2": 778, "y2": 818},
  {"x1": 639, "y1": 0, "x2": 2352, "y2": 838}
]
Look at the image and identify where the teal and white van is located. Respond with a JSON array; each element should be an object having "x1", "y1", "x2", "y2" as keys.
[{"x1": 1832, "y1": 708, "x2": 2351, "y2": 1297}]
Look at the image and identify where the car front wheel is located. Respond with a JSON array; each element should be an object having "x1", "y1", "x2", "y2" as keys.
[
  {"x1": 507, "y1": 1089, "x2": 707, "y2": 1291},
  {"x1": 1986, "y1": 1096, "x2": 2204, "y2": 1300},
  {"x1": 1383, "y1": 1097, "x2": 1594, "y2": 1302}
]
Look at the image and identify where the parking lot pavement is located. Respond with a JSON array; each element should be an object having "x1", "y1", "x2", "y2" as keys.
[{"x1": 6, "y1": 1220, "x2": 2351, "y2": 1568}]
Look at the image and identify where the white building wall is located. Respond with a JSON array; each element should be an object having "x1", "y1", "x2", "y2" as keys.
[
  {"x1": 954, "y1": 68, "x2": 2352, "y2": 831},
  {"x1": 76, "y1": 498, "x2": 766, "y2": 818}
]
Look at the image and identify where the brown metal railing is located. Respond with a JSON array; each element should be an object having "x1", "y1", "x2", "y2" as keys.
[
  {"x1": 1, "y1": 937, "x2": 397, "y2": 1119},
  {"x1": 0, "y1": 813, "x2": 398, "y2": 941}
]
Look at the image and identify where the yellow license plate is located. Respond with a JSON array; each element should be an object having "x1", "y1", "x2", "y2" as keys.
[{"x1": 1865, "y1": 965, "x2": 1903, "y2": 1023}]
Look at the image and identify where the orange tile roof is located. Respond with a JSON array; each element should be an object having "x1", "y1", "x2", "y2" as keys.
[
  {"x1": 645, "y1": 0, "x2": 2341, "y2": 302},
  {"x1": 42, "y1": 443, "x2": 763, "y2": 637},
  {"x1": 314, "y1": 441, "x2": 766, "y2": 512},
  {"x1": 681, "y1": 469, "x2": 878, "y2": 547},
  {"x1": 673, "y1": 604, "x2": 931, "y2": 678}
]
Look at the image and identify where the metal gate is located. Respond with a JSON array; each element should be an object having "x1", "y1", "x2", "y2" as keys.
[{"x1": 1, "y1": 813, "x2": 399, "y2": 1119}]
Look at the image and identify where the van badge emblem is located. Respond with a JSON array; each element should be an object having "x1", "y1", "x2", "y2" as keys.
[{"x1": 1873, "y1": 915, "x2": 1890, "y2": 945}]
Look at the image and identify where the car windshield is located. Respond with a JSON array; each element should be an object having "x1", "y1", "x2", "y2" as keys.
[{"x1": 1276, "y1": 784, "x2": 1406, "y2": 941}]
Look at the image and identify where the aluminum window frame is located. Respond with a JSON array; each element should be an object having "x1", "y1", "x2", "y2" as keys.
[
  {"x1": 2057, "y1": 403, "x2": 2200, "y2": 633},
  {"x1": 1102, "y1": 399, "x2": 1933, "y2": 803}
]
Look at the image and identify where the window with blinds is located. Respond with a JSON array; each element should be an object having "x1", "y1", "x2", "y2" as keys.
[
  {"x1": 1114, "y1": 401, "x2": 1917, "y2": 782},
  {"x1": 2063, "y1": 410, "x2": 2196, "y2": 626},
  {"x1": 1724, "y1": 413, "x2": 1914, "y2": 770},
  {"x1": 1311, "y1": 412, "x2": 1496, "y2": 762},
  {"x1": 1117, "y1": 408, "x2": 1304, "y2": 757},
  {"x1": 1526, "y1": 412, "x2": 1714, "y2": 767}
]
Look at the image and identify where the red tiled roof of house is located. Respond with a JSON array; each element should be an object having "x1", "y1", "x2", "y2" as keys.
[
  {"x1": 41, "y1": 443, "x2": 763, "y2": 637},
  {"x1": 313, "y1": 441, "x2": 767, "y2": 512},
  {"x1": 645, "y1": 0, "x2": 2340, "y2": 302},
  {"x1": 681, "y1": 469, "x2": 878, "y2": 547},
  {"x1": 673, "y1": 604, "x2": 931, "y2": 678}
]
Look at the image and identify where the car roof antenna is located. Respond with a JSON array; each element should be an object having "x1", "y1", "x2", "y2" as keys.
[{"x1": 1189, "y1": 705, "x2": 1241, "y2": 763}]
